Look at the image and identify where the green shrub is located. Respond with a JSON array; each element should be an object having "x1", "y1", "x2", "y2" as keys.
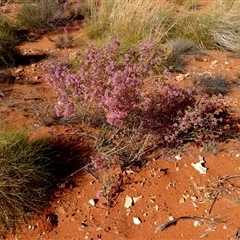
[
  {"x1": 169, "y1": 12, "x2": 214, "y2": 48},
  {"x1": 0, "y1": 130, "x2": 56, "y2": 235},
  {"x1": 0, "y1": 127, "x2": 91, "y2": 236},
  {"x1": 169, "y1": 0, "x2": 240, "y2": 53},
  {"x1": 16, "y1": 0, "x2": 66, "y2": 31},
  {"x1": 0, "y1": 17, "x2": 19, "y2": 67}
]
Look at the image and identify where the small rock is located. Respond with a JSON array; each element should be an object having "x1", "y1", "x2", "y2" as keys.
[
  {"x1": 132, "y1": 196, "x2": 143, "y2": 204},
  {"x1": 179, "y1": 197, "x2": 185, "y2": 204},
  {"x1": 89, "y1": 199, "x2": 97, "y2": 206},
  {"x1": 190, "y1": 196, "x2": 198, "y2": 201},
  {"x1": 175, "y1": 155, "x2": 182, "y2": 160},
  {"x1": 191, "y1": 162, "x2": 207, "y2": 174},
  {"x1": 15, "y1": 68, "x2": 23, "y2": 74},
  {"x1": 124, "y1": 196, "x2": 133, "y2": 208},
  {"x1": 211, "y1": 60, "x2": 218, "y2": 65},
  {"x1": 133, "y1": 217, "x2": 142, "y2": 225},
  {"x1": 55, "y1": 206, "x2": 66, "y2": 215},
  {"x1": 194, "y1": 220, "x2": 201, "y2": 227},
  {"x1": 176, "y1": 74, "x2": 185, "y2": 82}
]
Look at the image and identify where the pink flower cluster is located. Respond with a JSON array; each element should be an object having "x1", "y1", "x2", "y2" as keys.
[
  {"x1": 45, "y1": 39, "x2": 167, "y2": 125},
  {"x1": 45, "y1": 38, "x2": 227, "y2": 145}
]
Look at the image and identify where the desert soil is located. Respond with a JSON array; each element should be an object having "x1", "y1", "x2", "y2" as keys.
[{"x1": 1, "y1": 1, "x2": 240, "y2": 240}]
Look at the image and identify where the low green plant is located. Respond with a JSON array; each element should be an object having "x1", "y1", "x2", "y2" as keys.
[
  {"x1": 16, "y1": 0, "x2": 67, "y2": 31},
  {"x1": 169, "y1": 0, "x2": 240, "y2": 53},
  {"x1": 169, "y1": 12, "x2": 215, "y2": 48},
  {"x1": 0, "y1": 130, "x2": 57, "y2": 235},
  {"x1": 0, "y1": 128, "x2": 76, "y2": 236},
  {"x1": 0, "y1": 128, "x2": 92, "y2": 236},
  {"x1": 0, "y1": 16, "x2": 19, "y2": 67}
]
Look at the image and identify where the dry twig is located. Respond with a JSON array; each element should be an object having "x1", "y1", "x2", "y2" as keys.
[
  {"x1": 155, "y1": 216, "x2": 216, "y2": 233},
  {"x1": 207, "y1": 175, "x2": 240, "y2": 214}
]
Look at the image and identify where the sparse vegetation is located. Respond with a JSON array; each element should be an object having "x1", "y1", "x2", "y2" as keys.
[
  {"x1": 196, "y1": 73, "x2": 231, "y2": 96},
  {"x1": 79, "y1": 0, "x2": 240, "y2": 54},
  {"x1": 55, "y1": 34, "x2": 74, "y2": 49},
  {"x1": 166, "y1": 38, "x2": 202, "y2": 72},
  {"x1": 82, "y1": 0, "x2": 176, "y2": 47},
  {"x1": 16, "y1": 0, "x2": 68, "y2": 31},
  {"x1": 0, "y1": 130, "x2": 54, "y2": 235},
  {"x1": 0, "y1": 128, "x2": 90, "y2": 236},
  {"x1": 0, "y1": 16, "x2": 19, "y2": 67}
]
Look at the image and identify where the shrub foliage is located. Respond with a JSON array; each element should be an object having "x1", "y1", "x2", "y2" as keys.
[
  {"x1": 0, "y1": 17, "x2": 19, "y2": 67},
  {"x1": 45, "y1": 39, "x2": 229, "y2": 147}
]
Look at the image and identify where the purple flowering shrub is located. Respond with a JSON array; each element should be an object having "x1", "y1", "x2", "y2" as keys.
[
  {"x1": 46, "y1": 39, "x2": 167, "y2": 125},
  {"x1": 45, "y1": 39, "x2": 229, "y2": 146},
  {"x1": 139, "y1": 84, "x2": 227, "y2": 145}
]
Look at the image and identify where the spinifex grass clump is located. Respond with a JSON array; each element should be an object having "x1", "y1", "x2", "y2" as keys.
[
  {"x1": 0, "y1": 16, "x2": 19, "y2": 67},
  {"x1": 197, "y1": 74, "x2": 231, "y2": 96},
  {"x1": 45, "y1": 38, "x2": 230, "y2": 147},
  {"x1": 0, "y1": 130, "x2": 56, "y2": 235},
  {"x1": 83, "y1": 0, "x2": 175, "y2": 46}
]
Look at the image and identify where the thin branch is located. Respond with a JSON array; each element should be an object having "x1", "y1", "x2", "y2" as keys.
[
  {"x1": 207, "y1": 190, "x2": 221, "y2": 215},
  {"x1": 155, "y1": 216, "x2": 216, "y2": 233},
  {"x1": 207, "y1": 175, "x2": 240, "y2": 214},
  {"x1": 219, "y1": 175, "x2": 240, "y2": 183}
]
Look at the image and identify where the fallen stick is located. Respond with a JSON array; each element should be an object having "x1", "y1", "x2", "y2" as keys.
[
  {"x1": 155, "y1": 216, "x2": 215, "y2": 233},
  {"x1": 208, "y1": 174, "x2": 240, "y2": 214}
]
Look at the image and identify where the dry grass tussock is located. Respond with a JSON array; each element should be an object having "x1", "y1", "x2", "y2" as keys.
[{"x1": 83, "y1": 0, "x2": 176, "y2": 46}]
